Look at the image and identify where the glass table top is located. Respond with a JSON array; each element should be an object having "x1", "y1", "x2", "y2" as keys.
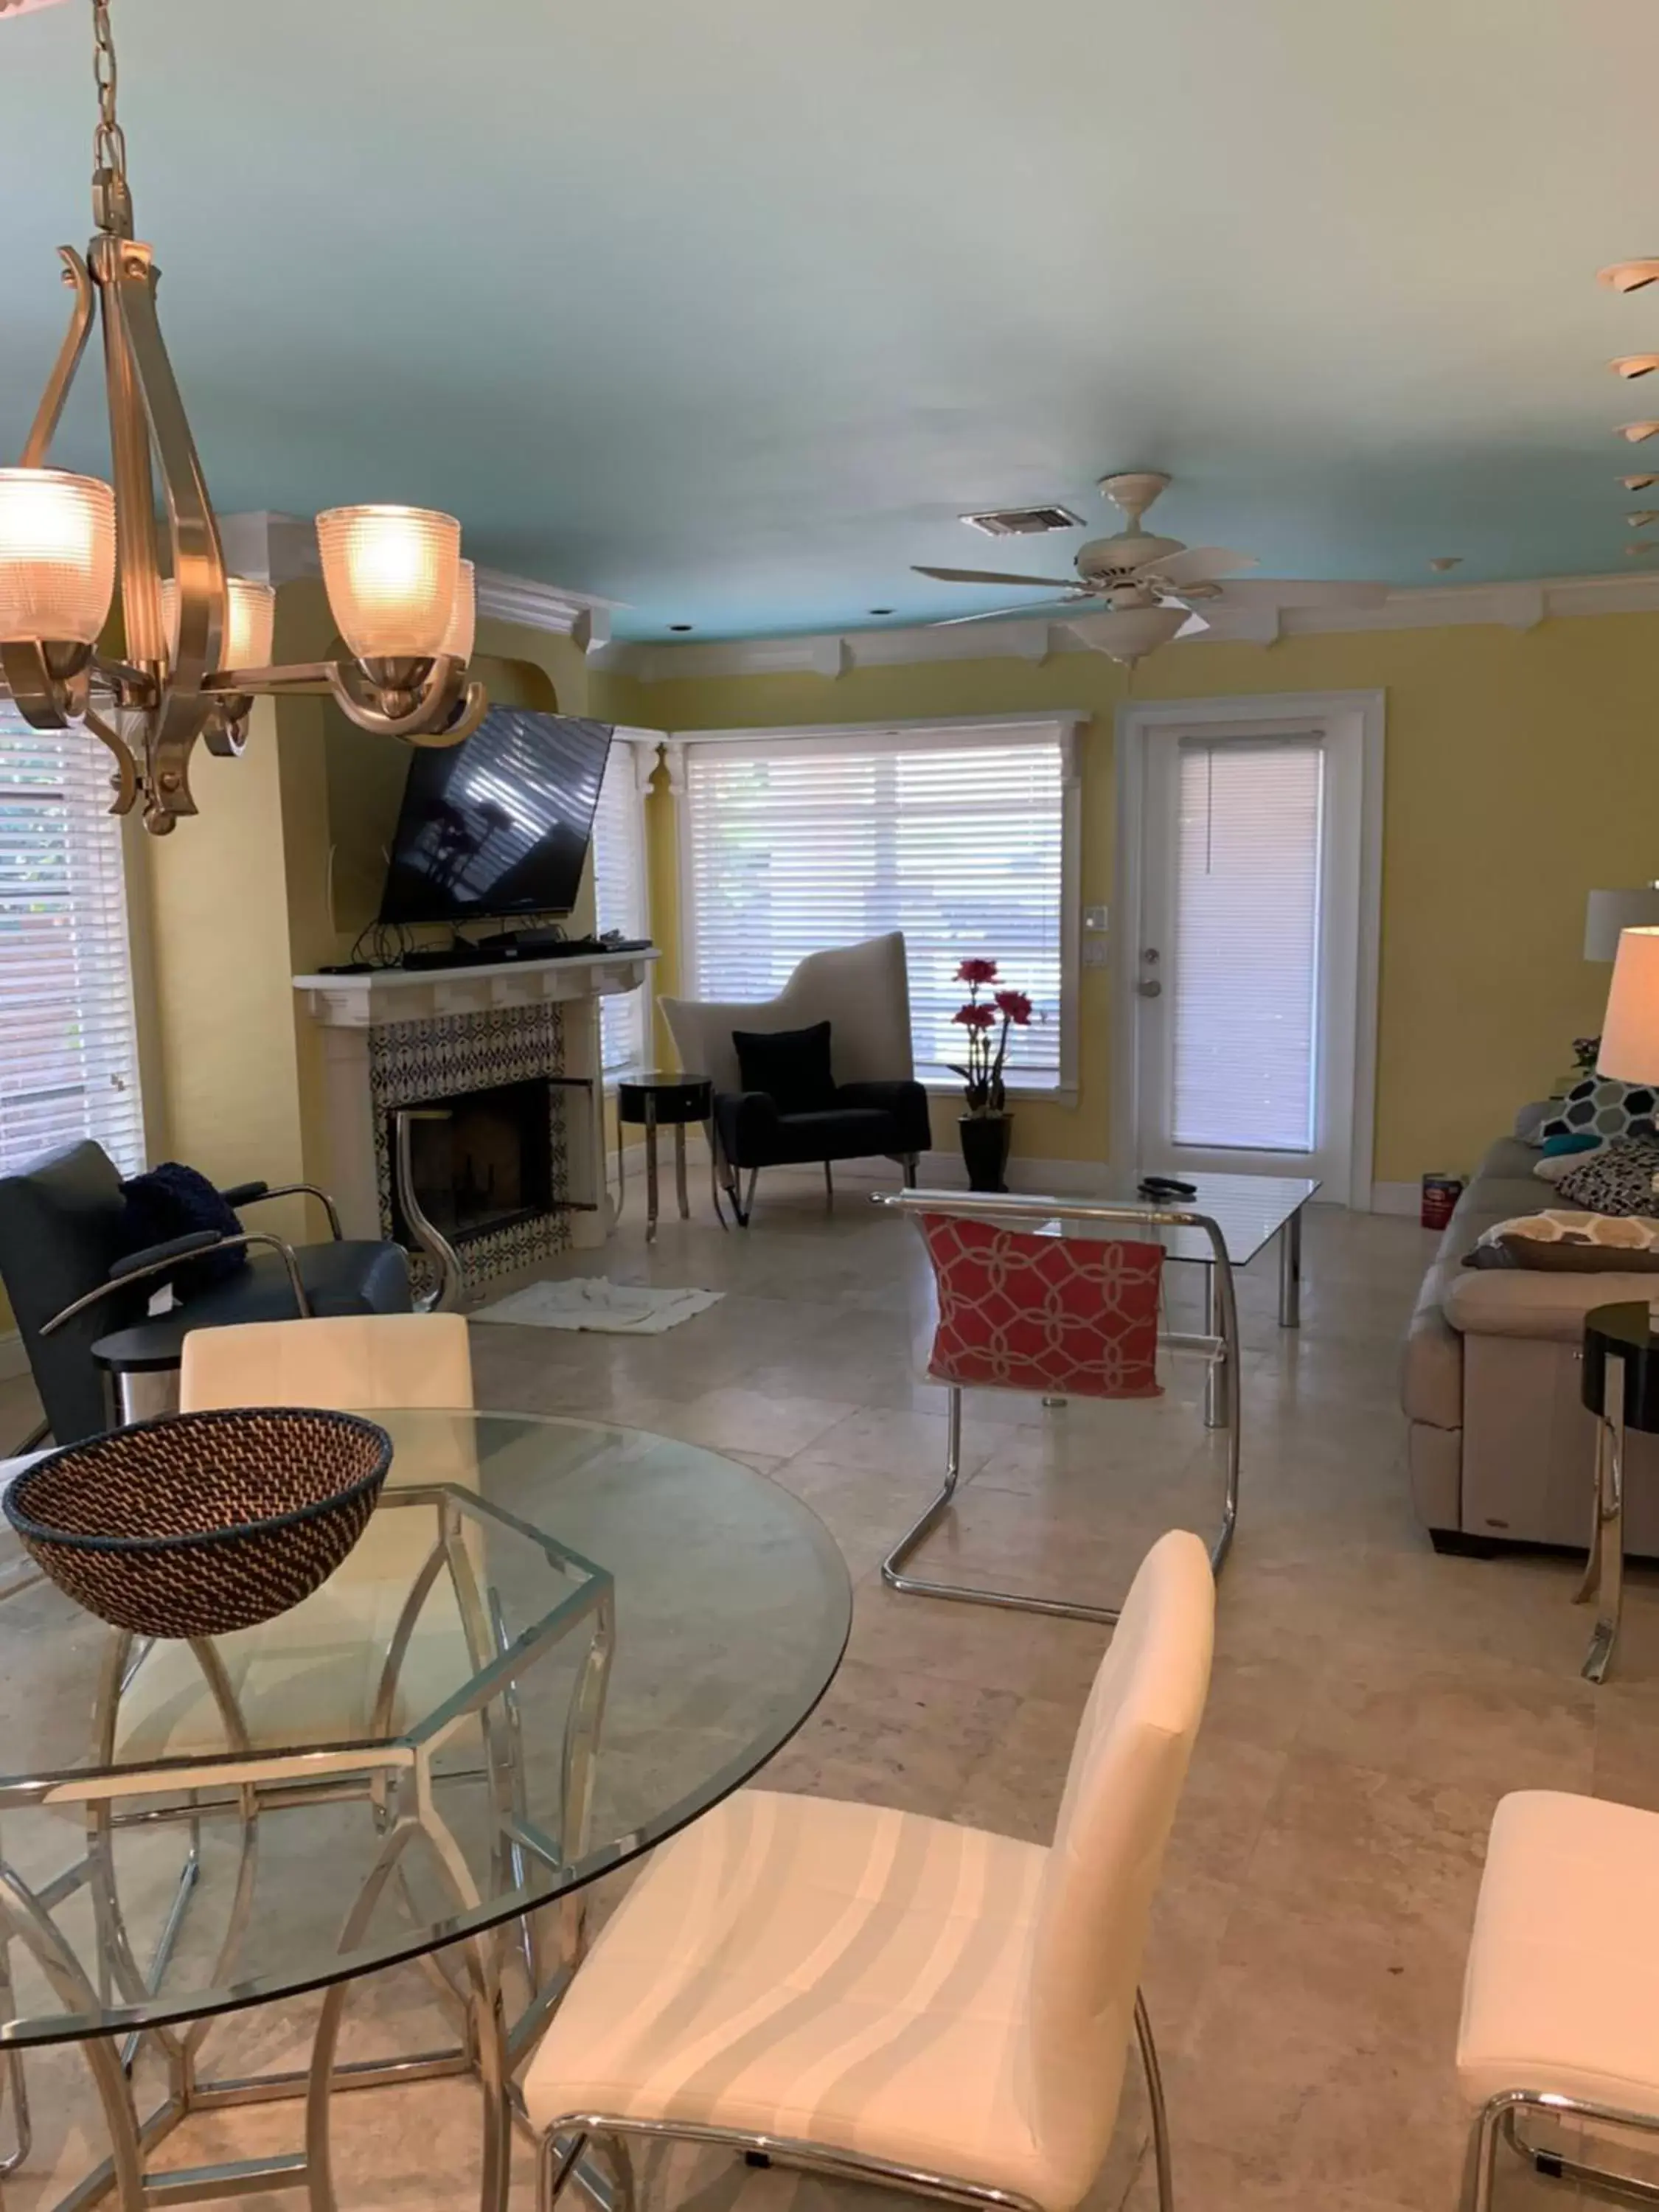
[
  {"x1": 1032, "y1": 1169, "x2": 1321, "y2": 1267},
  {"x1": 0, "y1": 1412, "x2": 852, "y2": 2046}
]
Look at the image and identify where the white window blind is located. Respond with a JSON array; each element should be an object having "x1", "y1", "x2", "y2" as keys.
[
  {"x1": 1170, "y1": 735, "x2": 1324, "y2": 1152},
  {"x1": 0, "y1": 706, "x2": 145, "y2": 1176},
  {"x1": 681, "y1": 725, "x2": 1066, "y2": 1088},
  {"x1": 592, "y1": 737, "x2": 652, "y2": 1077}
]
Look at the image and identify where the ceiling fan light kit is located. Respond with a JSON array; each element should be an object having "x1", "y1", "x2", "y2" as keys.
[
  {"x1": 0, "y1": 0, "x2": 486, "y2": 832},
  {"x1": 909, "y1": 467, "x2": 1386, "y2": 668}
]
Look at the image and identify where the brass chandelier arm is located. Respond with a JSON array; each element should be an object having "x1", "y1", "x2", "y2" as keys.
[
  {"x1": 326, "y1": 654, "x2": 486, "y2": 745},
  {"x1": 82, "y1": 705, "x2": 140, "y2": 814},
  {"x1": 18, "y1": 248, "x2": 95, "y2": 470}
]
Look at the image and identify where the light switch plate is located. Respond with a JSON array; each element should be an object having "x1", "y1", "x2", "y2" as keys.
[
  {"x1": 1082, "y1": 904, "x2": 1109, "y2": 933},
  {"x1": 1082, "y1": 937, "x2": 1110, "y2": 970}
]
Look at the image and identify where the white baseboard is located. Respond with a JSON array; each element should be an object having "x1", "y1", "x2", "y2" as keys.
[
  {"x1": 0, "y1": 1332, "x2": 28, "y2": 1386},
  {"x1": 1371, "y1": 1180, "x2": 1427, "y2": 1217}
]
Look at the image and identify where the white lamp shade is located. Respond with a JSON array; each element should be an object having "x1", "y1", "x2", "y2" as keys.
[
  {"x1": 160, "y1": 575, "x2": 277, "y2": 672},
  {"x1": 440, "y1": 559, "x2": 476, "y2": 663},
  {"x1": 0, "y1": 467, "x2": 116, "y2": 644},
  {"x1": 1586, "y1": 886, "x2": 1659, "y2": 961},
  {"x1": 315, "y1": 505, "x2": 460, "y2": 661},
  {"x1": 1063, "y1": 604, "x2": 1189, "y2": 667},
  {"x1": 1599, "y1": 927, "x2": 1659, "y2": 1083}
]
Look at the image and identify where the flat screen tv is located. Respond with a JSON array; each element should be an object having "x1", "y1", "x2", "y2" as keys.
[{"x1": 378, "y1": 709, "x2": 614, "y2": 926}]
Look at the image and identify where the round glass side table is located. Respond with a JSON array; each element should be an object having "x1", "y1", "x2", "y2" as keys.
[{"x1": 0, "y1": 1411, "x2": 850, "y2": 2212}]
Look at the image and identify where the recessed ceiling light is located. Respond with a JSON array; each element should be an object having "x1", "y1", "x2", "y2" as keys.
[
  {"x1": 1601, "y1": 261, "x2": 1659, "y2": 293},
  {"x1": 1625, "y1": 474, "x2": 1659, "y2": 490},
  {"x1": 1613, "y1": 355, "x2": 1659, "y2": 380},
  {"x1": 1428, "y1": 556, "x2": 1463, "y2": 572},
  {"x1": 668, "y1": 623, "x2": 694, "y2": 633},
  {"x1": 1630, "y1": 510, "x2": 1659, "y2": 528},
  {"x1": 868, "y1": 607, "x2": 894, "y2": 616},
  {"x1": 1618, "y1": 422, "x2": 1659, "y2": 442}
]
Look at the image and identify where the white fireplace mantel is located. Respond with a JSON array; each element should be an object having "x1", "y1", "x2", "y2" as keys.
[
  {"x1": 293, "y1": 948, "x2": 659, "y2": 1030},
  {"x1": 292, "y1": 948, "x2": 658, "y2": 1271}
]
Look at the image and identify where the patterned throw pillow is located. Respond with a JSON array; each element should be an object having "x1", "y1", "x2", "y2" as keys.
[
  {"x1": 1540, "y1": 1076, "x2": 1659, "y2": 1144},
  {"x1": 1552, "y1": 1135, "x2": 1659, "y2": 1217},
  {"x1": 1465, "y1": 1209, "x2": 1659, "y2": 1272}
]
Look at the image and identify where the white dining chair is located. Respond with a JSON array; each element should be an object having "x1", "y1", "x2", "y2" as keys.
[
  {"x1": 1458, "y1": 1788, "x2": 1659, "y2": 2211},
  {"x1": 114, "y1": 1312, "x2": 481, "y2": 1760},
  {"x1": 522, "y1": 1528, "x2": 1215, "y2": 2212}
]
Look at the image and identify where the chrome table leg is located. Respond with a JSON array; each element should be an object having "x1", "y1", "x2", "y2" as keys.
[
  {"x1": 1585, "y1": 1351, "x2": 1627, "y2": 1683},
  {"x1": 1203, "y1": 1264, "x2": 1230, "y2": 1430},
  {"x1": 1278, "y1": 1206, "x2": 1303, "y2": 1328},
  {"x1": 674, "y1": 1124, "x2": 690, "y2": 1221},
  {"x1": 643, "y1": 1103, "x2": 659, "y2": 1245}
]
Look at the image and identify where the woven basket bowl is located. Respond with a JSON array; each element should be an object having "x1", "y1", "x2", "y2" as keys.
[{"x1": 3, "y1": 1408, "x2": 393, "y2": 1638}]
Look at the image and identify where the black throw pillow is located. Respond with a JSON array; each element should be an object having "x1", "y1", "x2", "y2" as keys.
[
  {"x1": 119, "y1": 1162, "x2": 248, "y2": 1292},
  {"x1": 733, "y1": 1020, "x2": 837, "y2": 1116}
]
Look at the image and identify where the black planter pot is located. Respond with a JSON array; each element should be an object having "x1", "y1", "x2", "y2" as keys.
[{"x1": 959, "y1": 1111, "x2": 1012, "y2": 1194}]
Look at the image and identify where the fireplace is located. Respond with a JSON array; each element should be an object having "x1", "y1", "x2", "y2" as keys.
[{"x1": 389, "y1": 1079, "x2": 554, "y2": 1248}]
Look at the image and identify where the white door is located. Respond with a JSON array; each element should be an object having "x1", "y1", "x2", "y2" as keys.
[{"x1": 1127, "y1": 712, "x2": 1374, "y2": 1200}]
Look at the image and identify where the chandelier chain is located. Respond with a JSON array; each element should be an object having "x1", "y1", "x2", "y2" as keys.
[{"x1": 90, "y1": 0, "x2": 131, "y2": 236}]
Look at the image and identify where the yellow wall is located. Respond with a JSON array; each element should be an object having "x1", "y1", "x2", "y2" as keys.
[
  {"x1": 141, "y1": 585, "x2": 591, "y2": 1220},
  {"x1": 604, "y1": 613, "x2": 1659, "y2": 1186}
]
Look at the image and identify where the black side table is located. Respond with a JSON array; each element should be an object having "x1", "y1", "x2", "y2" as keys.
[
  {"x1": 1579, "y1": 1301, "x2": 1659, "y2": 1680},
  {"x1": 615, "y1": 1072, "x2": 725, "y2": 1242}
]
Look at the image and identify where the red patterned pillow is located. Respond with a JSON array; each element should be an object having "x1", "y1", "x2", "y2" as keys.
[{"x1": 919, "y1": 1214, "x2": 1164, "y2": 1399}]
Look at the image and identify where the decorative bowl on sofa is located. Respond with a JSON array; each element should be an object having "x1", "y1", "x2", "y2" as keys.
[{"x1": 3, "y1": 1408, "x2": 393, "y2": 1638}]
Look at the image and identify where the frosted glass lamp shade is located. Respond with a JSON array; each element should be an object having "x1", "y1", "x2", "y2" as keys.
[
  {"x1": 1599, "y1": 928, "x2": 1659, "y2": 1083},
  {"x1": 316, "y1": 505, "x2": 460, "y2": 661},
  {"x1": 440, "y1": 560, "x2": 476, "y2": 663},
  {"x1": 160, "y1": 575, "x2": 277, "y2": 672},
  {"x1": 1586, "y1": 886, "x2": 1659, "y2": 961},
  {"x1": 0, "y1": 468, "x2": 116, "y2": 644}
]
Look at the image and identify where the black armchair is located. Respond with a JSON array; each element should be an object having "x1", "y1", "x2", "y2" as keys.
[
  {"x1": 712, "y1": 1078, "x2": 931, "y2": 1226},
  {"x1": 0, "y1": 1141, "x2": 412, "y2": 1445}
]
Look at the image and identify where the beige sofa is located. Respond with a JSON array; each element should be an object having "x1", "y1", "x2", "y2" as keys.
[{"x1": 1405, "y1": 1111, "x2": 1659, "y2": 1555}]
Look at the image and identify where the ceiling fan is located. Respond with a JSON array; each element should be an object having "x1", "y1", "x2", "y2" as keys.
[{"x1": 913, "y1": 471, "x2": 1389, "y2": 665}]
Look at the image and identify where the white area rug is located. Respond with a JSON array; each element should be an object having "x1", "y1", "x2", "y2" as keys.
[{"x1": 470, "y1": 1276, "x2": 724, "y2": 1335}]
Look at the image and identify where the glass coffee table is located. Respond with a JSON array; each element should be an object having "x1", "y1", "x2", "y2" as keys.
[{"x1": 0, "y1": 1412, "x2": 852, "y2": 2212}]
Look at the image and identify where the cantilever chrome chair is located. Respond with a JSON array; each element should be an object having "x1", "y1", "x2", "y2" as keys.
[
  {"x1": 524, "y1": 1528, "x2": 1214, "y2": 2212},
  {"x1": 1458, "y1": 1789, "x2": 1659, "y2": 2212},
  {"x1": 871, "y1": 1190, "x2": 1242, "y2": 1623}
]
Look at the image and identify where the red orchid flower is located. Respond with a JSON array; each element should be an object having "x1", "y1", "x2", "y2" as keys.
[
  {"x1": 956, "y1": 956, "x2": 998, "y2": 985},
  {"x1": 953, "y1": 1002, "x2": 997, "y2": 1030},
  {"x1": 994, "y1": 989, "x2": 1033, "y2": 1026}
]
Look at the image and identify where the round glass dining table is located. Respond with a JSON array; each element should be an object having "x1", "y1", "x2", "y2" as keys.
[{"x1": 0, "y1": 1411, "x2": 852, "y2": 2212}]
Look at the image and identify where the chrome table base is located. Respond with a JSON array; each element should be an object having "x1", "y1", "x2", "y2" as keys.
[{"x1": 1576, "y1": 1349, "x2": 1627, "y2": 1683}]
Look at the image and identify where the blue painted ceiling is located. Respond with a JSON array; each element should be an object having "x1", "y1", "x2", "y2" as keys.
[{"x1": 4, "y1": 0, "x2": 1659, "y2": 639}]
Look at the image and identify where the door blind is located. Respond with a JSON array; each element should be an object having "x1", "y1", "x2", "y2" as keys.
[
  {"x1": 1169, "y1": 735, "x2": 1324, "y2": 1152},
  {"x1": 591, "y1": 739, "x2": 650, "y2": 1077},
  {"x1": 682, "y1": 727, "x2": 1065, "y2": 1087},
  {"x1": 0, "y1": 706, "x2": 145, "y2": 1175}
]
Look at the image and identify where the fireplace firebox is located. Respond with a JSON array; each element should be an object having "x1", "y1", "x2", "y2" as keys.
[{"x1": 389, "y1": 1079, "x2": 554, "y2": 1248}]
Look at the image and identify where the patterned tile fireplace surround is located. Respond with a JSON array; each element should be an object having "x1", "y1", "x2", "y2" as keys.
[{"x1": 293, "y1": 950, "x2": 657, "y2": 1294}]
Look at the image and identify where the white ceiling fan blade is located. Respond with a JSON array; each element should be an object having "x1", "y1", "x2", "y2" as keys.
[
  {"x1": 1211, "y1": 577, "x2": 1390, "y2": 610},
  {"x1": 912, "y1": 564, "x2": 1085, "y2": 590},
  {"x1": 1135, "y1": 545, "x2": 1259, "y2": 587},
  {"x1": 1174, "y1": 610, "x2": 1211, "y2": 641},
  {"x1": 928, "y1": 599, "x2": 1096, "y2": 627}
]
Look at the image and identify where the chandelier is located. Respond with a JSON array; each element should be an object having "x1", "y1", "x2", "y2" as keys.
[{"x1": 0, "y1": 0, "x2": 485, "y2": 832}]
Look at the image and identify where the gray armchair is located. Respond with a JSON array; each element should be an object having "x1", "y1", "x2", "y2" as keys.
[
  {"x1": 0, "y1": 1141, "x2": 412, "y2": 1444},
  {"x1": 661, "y1": 932, "x2": 931, "y2": 1224}
]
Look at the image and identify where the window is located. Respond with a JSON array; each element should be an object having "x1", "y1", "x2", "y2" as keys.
[
  {"x1": 1169, "y1": 736, "x2": 1325, "y2": 1152},
  {"x1": 678, "y1": 720, "x2": 1074, "y2": 1090},
  {"x1": 591, "y1": 734, "x2": 654, "y2": 1077},
  {"x1": 0, "y1": 705, "x2": 145, "y2": 1175}
]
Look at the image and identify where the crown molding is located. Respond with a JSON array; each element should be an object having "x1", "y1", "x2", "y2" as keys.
[
  {"x1": 218, "y1": 512, "x2": 614, "y2": 651},
  {"x1": 597, "y1": 567, "x2": 1659, "y2": 683}
]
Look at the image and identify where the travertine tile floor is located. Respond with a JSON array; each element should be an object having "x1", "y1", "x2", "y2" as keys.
[{"x1": 0, "y1": 1172, "x2": 1649, "y2": 2212}]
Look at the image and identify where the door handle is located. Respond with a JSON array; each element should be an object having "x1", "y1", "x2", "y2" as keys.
[{"x1": 1135, "y1": 979, "x2": 1163, "y2": 998}]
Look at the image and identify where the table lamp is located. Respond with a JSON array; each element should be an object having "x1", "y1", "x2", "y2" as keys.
[{"x1": 1599, "y1": 925, "x2": 1659, "y2": 1316}]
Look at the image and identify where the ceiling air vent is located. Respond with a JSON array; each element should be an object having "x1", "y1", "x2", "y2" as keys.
[{"x1": 960, "y1": 504, "x2": 1085, "y2": 538}]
